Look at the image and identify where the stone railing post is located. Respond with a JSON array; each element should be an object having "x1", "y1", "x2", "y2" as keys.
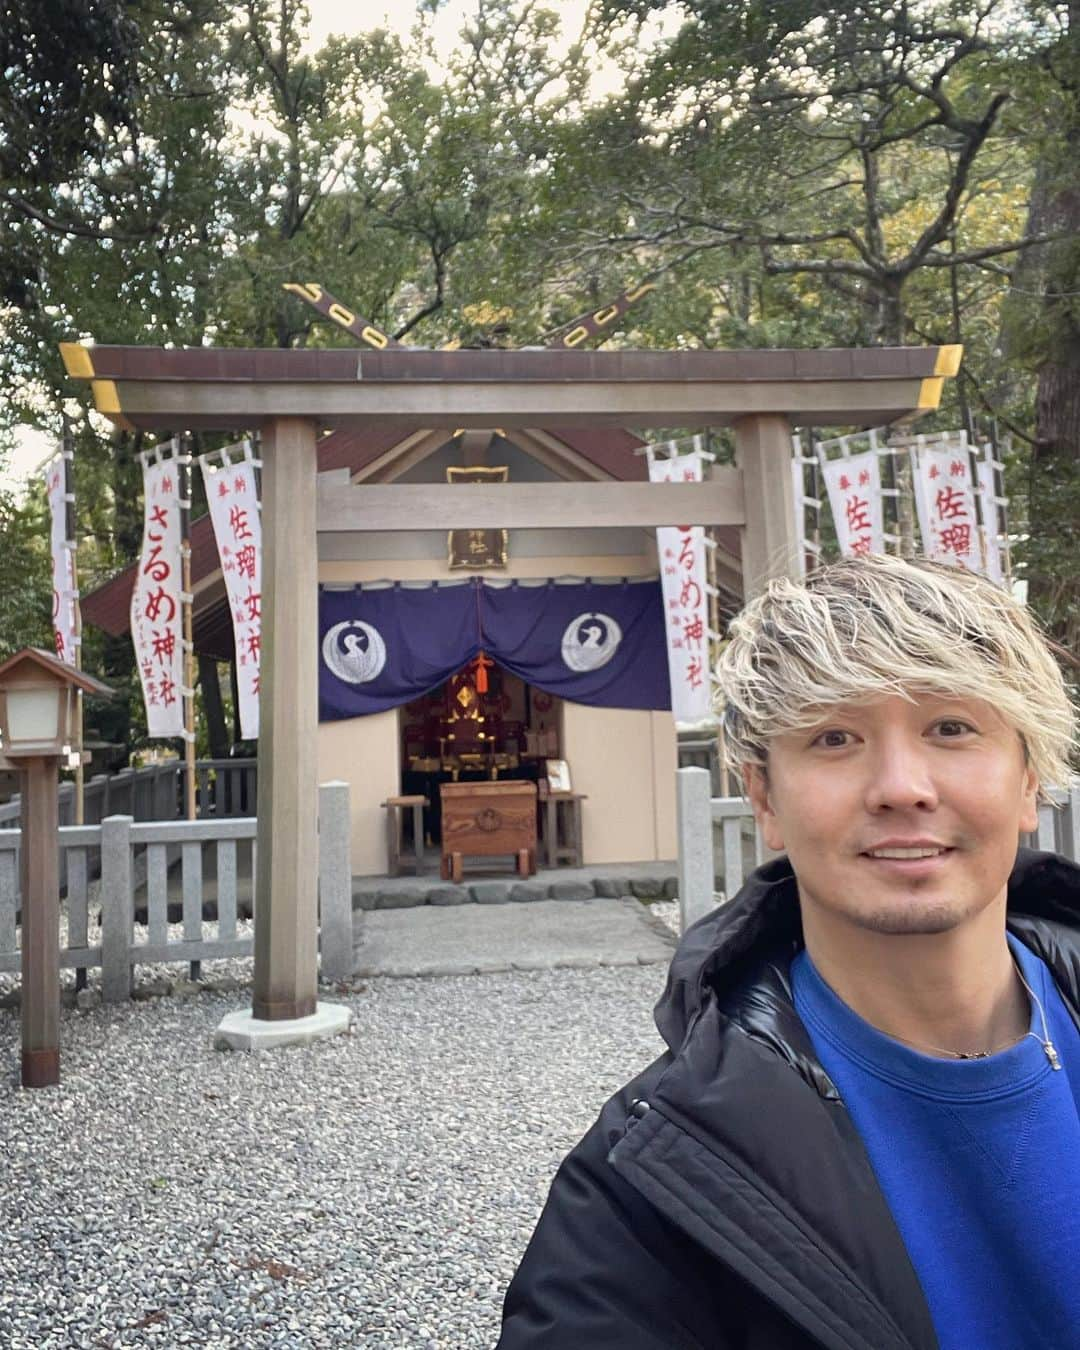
[
  {"x1": 318, "y1": 781, "x2": 353, "y2": 984},
  {"x1": 677, "y1": 766, "x2": 717, "y2": 932},
  {"x1": 100, "y1": 815, "x2": 133, "y2": 1003}
]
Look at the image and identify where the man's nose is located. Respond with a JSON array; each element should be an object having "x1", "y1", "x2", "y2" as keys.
[{"x1": 863, "y1": 738, "x2": 940, "y2": 812}]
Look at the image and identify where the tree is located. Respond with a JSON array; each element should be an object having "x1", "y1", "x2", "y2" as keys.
[
  {"x1": 0, "y1": 471, "x2": 51, "y2": 659},
  {"x1": 525, "y1": 1, "x2": 1049, "y2": 350},
  {"x1": 1000, "y1": 1, "x2": 1080, "y2": 653}
]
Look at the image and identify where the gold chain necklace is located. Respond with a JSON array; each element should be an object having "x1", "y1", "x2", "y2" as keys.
[{"x1": 878, "y1": 954, "x2": 1062, "y2": 1070}]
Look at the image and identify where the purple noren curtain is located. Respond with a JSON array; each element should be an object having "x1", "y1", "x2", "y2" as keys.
[{"x1": 318, "y1": 579, "x2": 671, "y2": 719}]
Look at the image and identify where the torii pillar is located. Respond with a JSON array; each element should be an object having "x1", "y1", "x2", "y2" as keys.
[
  {"x1": 734, "y1": 413, "x2": 801, "y2": 595},
  {"x1": 216, "y1": 416, "x2": 350, "y2": 1048}
]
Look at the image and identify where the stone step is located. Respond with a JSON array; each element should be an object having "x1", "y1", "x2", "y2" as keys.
[{"x1": 352, "y1": 868, "x2": 678, "y2": 911}]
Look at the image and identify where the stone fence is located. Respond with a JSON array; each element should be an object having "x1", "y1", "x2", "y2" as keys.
[
  {"x1": 676, "y1": 769, "x2": 1080, "y2": 931},
  {"x1": 0, "y1": 780, "x2": 353, "y2": 999}
]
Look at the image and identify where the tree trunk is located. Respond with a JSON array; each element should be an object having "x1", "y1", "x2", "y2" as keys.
[
  {"x1": 875, "y1": 279, "x2": 904, "y2": 347},
  {"x1": 198, "y1": 653, "x2": 229, "y2": 759},
  {"x1": 1025, "y1": 3, "x2": 1080, "y2": 655},
  {"x1": 229, "y1": 658, "x2": 243, "y2": 745}
]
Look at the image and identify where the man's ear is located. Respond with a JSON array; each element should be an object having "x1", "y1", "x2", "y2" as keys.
[
  {"x1": 743, "y1": 763, "x2": 785, "y2": 852},
  {"x1": 1018, "y1": 762, "x2": 1039, "y2": 837}
]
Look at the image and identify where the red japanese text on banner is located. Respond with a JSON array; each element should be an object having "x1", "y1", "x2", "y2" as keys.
[
  {"x1": 819, "y1": 449, "x2": 885, "y2": 558},
  {"x1": 649, "y1": 451, "x2": 711, "y2": 723},
  {"x1": 200, "y1": 444, "x2": 261, "y2": 739},
  {"x1": 132, "y1": 455, "x2": 185, "y2": 737},
  {"x1": 910, "y1": 444, "x2": 980, "y2": 571},
  {"x1": 44, "y1": 453, "x2": 78, "y2": 665}
]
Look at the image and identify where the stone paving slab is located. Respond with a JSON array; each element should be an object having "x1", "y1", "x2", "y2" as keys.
[
  {"x1": 352, "y1": 858, "x2": 679, "y2": 911},
  {"x1": 350, "y1": 896, "x2": 677, "y2": 979}
]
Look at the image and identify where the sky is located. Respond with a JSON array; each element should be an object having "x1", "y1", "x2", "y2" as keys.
[{"x1": 5, "y1": 0, "x2": 652, "y2": 497}]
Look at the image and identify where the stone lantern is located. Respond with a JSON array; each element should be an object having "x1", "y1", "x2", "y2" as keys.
[{"x1": 0, "y1": 648, "x2": 113, "y2": 1087}]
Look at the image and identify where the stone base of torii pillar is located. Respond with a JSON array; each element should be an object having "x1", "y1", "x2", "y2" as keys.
[{"x1": 213, "y1": 1003, "x2": 352, "y2": 1052}]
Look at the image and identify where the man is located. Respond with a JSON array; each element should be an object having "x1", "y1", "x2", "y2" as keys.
[{"x1": 498, "y1": 554, "x2": 1080, "y2": 1350}]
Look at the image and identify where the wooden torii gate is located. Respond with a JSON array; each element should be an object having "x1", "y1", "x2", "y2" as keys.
[{"x1": 60, "y1": 338, "x2": 960, "y2": 1044}]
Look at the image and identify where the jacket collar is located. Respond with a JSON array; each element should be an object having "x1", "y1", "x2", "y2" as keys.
[{"x1": 655, "y1": 847, "x2": 1080, "y2": 1072}]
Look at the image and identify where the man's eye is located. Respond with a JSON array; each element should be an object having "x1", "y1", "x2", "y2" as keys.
[
  {"x1": 813, "y1": 729, "x2": 851, "y2": 748},
  {"x1": 934, "y1": 719, "x2": 975, "y2": 738}
]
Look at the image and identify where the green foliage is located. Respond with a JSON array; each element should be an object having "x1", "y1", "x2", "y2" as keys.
[
  {"x1": 0, "y1": 0, "x2": 1076, "y2": 720},
  {"x1": 0, "y1": 472, "x2": 52, "y2": 661}
]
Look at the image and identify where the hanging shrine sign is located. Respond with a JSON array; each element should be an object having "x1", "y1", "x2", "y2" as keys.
[
  {"x1": 132, "y1": 447, "x2": 186, "y2": 737},
  {"x1": 911, "y1": 442, "x2": 981, "y2": 571},
  {"x1": 650, "y1": 450, "x2": 710, "y2": 723},
  {"x1": 819, "y1": 447, "x2": 886, "y2": 558},
  {"x1": 200, "y1": 440, "x2": 262, "y2": 739},
  {"x1": 43, "y1": 448, "x2": 79, "y2": 665},
  {"x1": 447, "y1": 464, "x2": 509, "y2": 570}
]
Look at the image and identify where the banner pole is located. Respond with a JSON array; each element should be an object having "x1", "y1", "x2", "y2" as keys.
[
  {"x1": 62, "y1": 423, "x2": 85, "y2": 826},
  {"x1": 179, "y1": 435, "x2": 196, "y2": 823}
]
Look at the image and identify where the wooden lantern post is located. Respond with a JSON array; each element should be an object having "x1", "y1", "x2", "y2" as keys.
[{"x1": 0, "y1": 649, "x2": 112, "y2": 1088}]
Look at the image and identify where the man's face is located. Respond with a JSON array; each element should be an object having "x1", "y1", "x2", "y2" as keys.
[{"x1": 744, "y1": 693, "x2": 1039, "y2": 937}]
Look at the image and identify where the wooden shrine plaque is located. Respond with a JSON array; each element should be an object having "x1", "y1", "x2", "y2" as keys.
[
  {"x1": 440, "y1": 780, "x2": 537, "y2": 878},
  {"x1": 447, "y1": 464, "x2": 509, "y2": 570}
]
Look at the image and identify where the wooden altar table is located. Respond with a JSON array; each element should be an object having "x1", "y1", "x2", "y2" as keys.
[{"x1": 439, "y1": 780, "x2": 537, "y2": 881}]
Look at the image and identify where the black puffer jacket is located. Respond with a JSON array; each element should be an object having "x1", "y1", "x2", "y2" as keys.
[{"x1": 497, "y1": 849, "x2": 1080, "y2": 1350}]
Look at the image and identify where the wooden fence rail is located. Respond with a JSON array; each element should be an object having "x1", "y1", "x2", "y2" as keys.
[
  {"x1": 0, "y1": 758, "x2": 259, "y2": 831},
  {"x1": 0, "y1": 780, "x2": 352, "y2": 998}
]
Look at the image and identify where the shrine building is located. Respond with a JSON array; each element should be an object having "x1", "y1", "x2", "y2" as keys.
[{"x1": 82, "y1": 415, "x2": 747, "y2": 873}]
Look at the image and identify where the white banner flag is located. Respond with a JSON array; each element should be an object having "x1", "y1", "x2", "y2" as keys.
[
  {"x1": 976, "y1": 454, "x2": 1005, "y2": 585},
  {"x1": 132, "y1": 452, "x2": 185, "y2": 737},
  {"x1": 911, "y1": 443, "x2": 980, "y2": 571},
  {"x1": 650, "y1": 450, "x2": 711, "y2": 724},
  {"x1": 44, "y1": 451, "x2": 78, "y2": 665},
  {"x1": 200, "y1": 442, "x2": 261, "y2": 739},
  {"x1": 819, "y1": 448, "x2": 886, "y2": 558}
]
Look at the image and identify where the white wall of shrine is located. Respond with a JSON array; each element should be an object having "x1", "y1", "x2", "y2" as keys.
[
  {"x1": 560, "y1": 703, "x2": 678, "y2": 864},
  {"x1": 317, "y1": 709, "x2": 400, "y2": 878}
]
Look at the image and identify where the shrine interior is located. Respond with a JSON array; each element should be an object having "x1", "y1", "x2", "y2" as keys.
[{"x1": 398, "y1": 661, "x2": 562, "y2": 845}]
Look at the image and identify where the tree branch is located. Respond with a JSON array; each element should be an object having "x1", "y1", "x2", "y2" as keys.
[
  {"x1": 393, "y1": 244, "x2": 447, "y2": 340},
  {"x1": 902, "y1": 91, "x2": 1010, "y2": 269},
  {"x1": 915, "y1": 233, "x2": 1062, "y2": 268},
  {"x1": 5, "y1": 192, "x2": 159, "y2": 242}
]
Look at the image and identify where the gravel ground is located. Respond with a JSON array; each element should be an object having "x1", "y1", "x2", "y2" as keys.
[{"x1": 0, "y1": 944, "x2": 677, "y2": 1348}]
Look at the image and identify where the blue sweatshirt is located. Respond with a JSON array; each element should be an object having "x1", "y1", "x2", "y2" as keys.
[{"x1": 791, "y1": 934, "x2": 1080, "y2": 1350}]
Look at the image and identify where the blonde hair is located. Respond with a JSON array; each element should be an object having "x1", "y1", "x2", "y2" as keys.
[{"x1": 716, "y1": 555, "x2": 1076, "y2": 795}]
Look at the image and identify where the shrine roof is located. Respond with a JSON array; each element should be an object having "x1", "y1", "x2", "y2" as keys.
[
  {"x1": 60, "y1": 343, "x2": 961, "y2": 431},
  {"x1": 318, "y1": 423, "x2": 650, "y2": 482},
  {"x1": 78, "y1": 422, "x2": 655, "y2": 641}
]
